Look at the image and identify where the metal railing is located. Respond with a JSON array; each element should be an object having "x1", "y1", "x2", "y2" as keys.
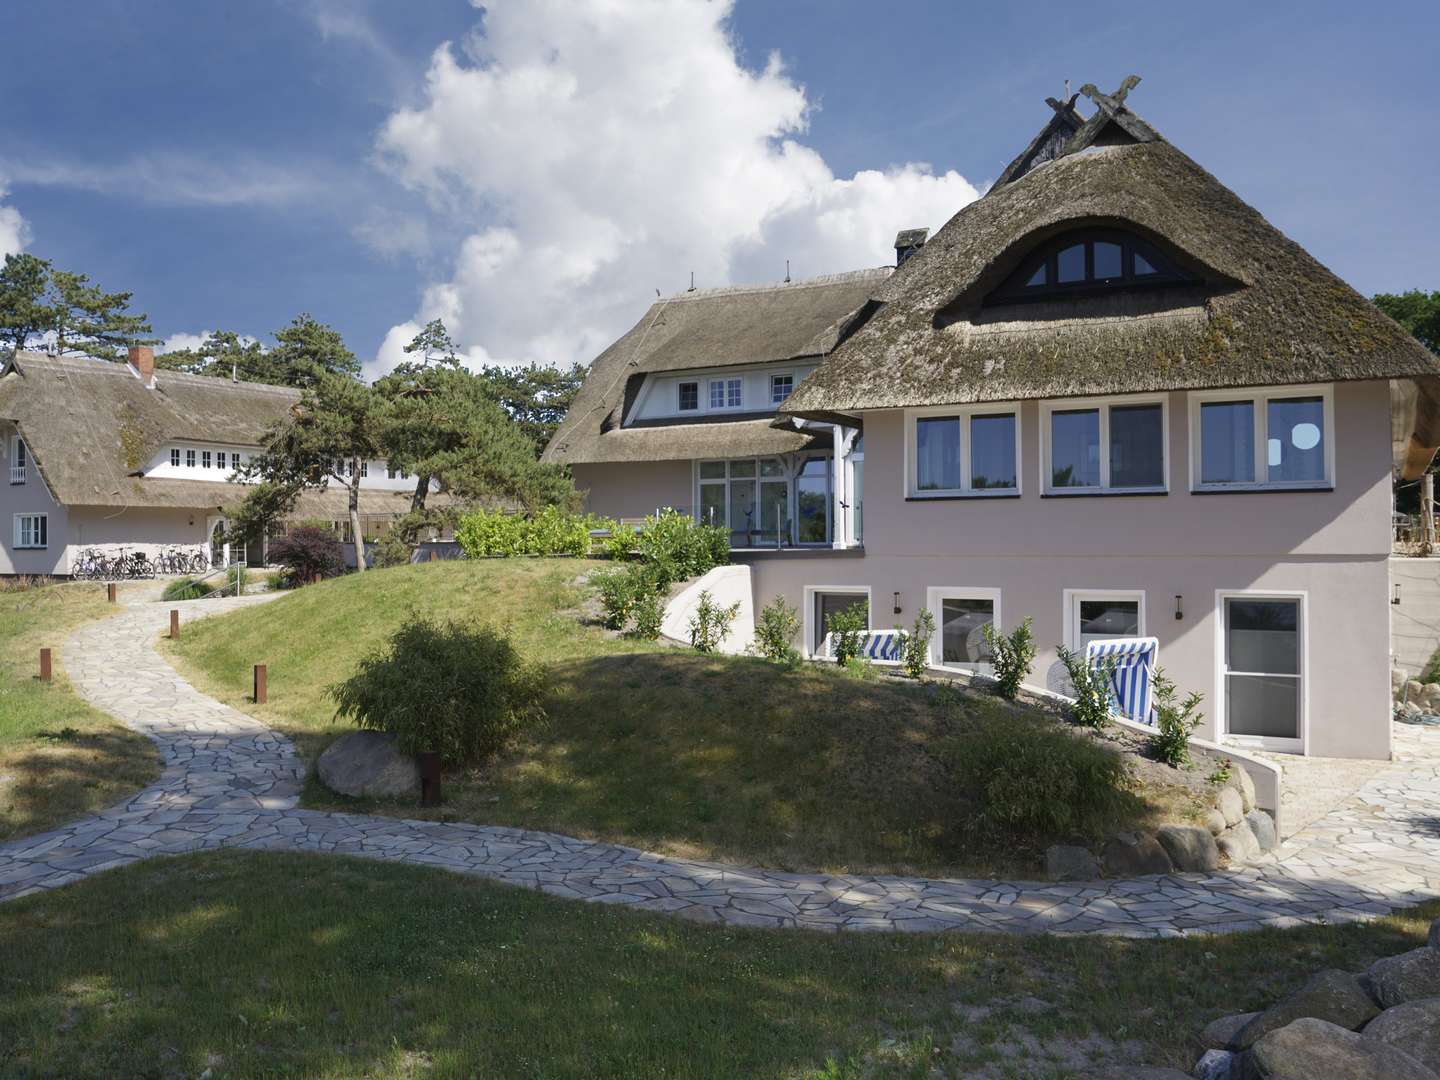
[{"x1": 9, "y1": 465, "x2": 25, "y2": 485}]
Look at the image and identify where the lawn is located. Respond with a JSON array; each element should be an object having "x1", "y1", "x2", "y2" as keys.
[
  {"x1": 0, "y1": 849, "x2": 1436, "y2": 1078},
  {"x1": 166, "y1": 559, "x2": 1203, "y2": 879},
  {"x1": 0, "y1": 582, "x2": 158, "y2": 841}
]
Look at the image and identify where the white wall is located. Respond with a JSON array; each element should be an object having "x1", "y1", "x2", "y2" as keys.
[
  {"x1": 630, "y1": 362, "x2": 818, "y2": 423},
  {"x1": 142, "y1": 443, "x2": 422, "y2": 492},
  {"x1": 661, "y1": 564, "x2": 755, "y2": 654}
]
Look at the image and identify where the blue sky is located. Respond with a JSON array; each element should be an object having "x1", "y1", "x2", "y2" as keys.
[{"x1": 2, "y1": 0, "x2": 1435, "y2": 376}]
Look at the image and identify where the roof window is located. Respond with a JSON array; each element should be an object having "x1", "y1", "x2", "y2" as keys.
[{"x1": 985, "y1": 228, "x2": 1193, "y2": 305}]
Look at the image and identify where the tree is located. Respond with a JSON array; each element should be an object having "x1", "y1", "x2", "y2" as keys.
[
  {"x1": 477, "y1": 361, "x2": 587, "y2": 453},
  {"x1": 1375, "y1": 290, "x2": 1440, "y2": 355},
  {"x1": 155, "y1": 330, "x2": 273, "y2": 381},
  {"x1": 270, "y1": 313, "x2": 362, "y2": 386},
  {"x1": 0, "y1": 253, "x2": 157, "y2": 360}
]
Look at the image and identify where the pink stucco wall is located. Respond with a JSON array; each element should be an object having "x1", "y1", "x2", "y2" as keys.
[{"x1": 573, "y1": 460, "x2": 693, "y2": 522}]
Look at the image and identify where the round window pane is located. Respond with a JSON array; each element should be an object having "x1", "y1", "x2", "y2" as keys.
[{"x1": 1291, "y1": 422, "x2": 1321, "y2": 451}]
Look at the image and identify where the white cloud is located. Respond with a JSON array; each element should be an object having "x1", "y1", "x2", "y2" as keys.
[
  {"x1": 4, "y1": 154, "x2": 335, "y2": 208},
  {"x1": 159, "y1": 330, "x2": 263, "y2": 354},
  {"x1": 0, "y1": 184, "x2": 31, "y2": 257},
  {"x1": 367, "y1": 0, "x2": 978, "y2": 379}
]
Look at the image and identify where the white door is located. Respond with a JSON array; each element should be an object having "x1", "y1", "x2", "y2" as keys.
[{"x1": 1222, "y1": 596, "x2": 1303, "y2": 751}]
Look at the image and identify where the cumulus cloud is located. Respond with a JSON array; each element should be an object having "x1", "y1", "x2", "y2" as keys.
[
  {"x1": 365, "y1": 0, "x2": 979, "y2": 379},
  {"x1": 159, "y1": 330, "x2": 264, "y2": 355},
  {"x1": 0, "y1": 184, "x2": 31, "y2": 257}
]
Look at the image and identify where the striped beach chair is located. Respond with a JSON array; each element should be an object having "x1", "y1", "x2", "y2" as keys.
[
  {"x1": 1084, "y1": 637, "x2": 1159, "y2": 725},
  {"x1": 823, "y1": 628, "x2": 903, "y2": 663}
]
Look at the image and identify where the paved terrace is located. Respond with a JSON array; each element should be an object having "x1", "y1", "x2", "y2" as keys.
[{"x1": 1, "y1": 595, "x2": 1438, "y2": 936}]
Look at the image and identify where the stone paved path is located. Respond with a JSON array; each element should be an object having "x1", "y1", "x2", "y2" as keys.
[{"x1": 2, "y1": 598, "x2": 1439, "y2": 936}]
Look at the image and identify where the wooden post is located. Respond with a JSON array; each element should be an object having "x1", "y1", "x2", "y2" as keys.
[
  {"x1": 253, "y1": 664, "x2": 267, "y2": 704},
  {"x1": 106, "y1": 582, "x2": 116, "y2": 604},
  {"x1": 1424, "y1": 474, "x2": 1436, "y2": 556},
  {"x1": 39, "y1": 648, "x2": 52, "y2": 682},
  {"x1": 170, "y1": 609, "x2": 180, "y2": 639}
]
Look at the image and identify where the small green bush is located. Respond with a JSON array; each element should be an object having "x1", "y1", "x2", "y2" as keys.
[
  {"x1": 901, "y1": 608, "x2": 935, "y2": 679},
  {"x1": 1149, "y1": 670, "x2": 1204, "y2": 766},
  {"x1": 373, "y1": 533, "x2": 413, "y2": 569},
  {"x1": 593, "y1": 568, "x2": 640, "y2": 630},
  {"x1": 328, "y1": 615, "x2": 545, "y2": 765},
  {"x1": 944, "y1": 714, "x2": 1136, "y2": 840},
  {"x1": 630, "y1": 590, "x2": 664, "y2": 640},
  {"x1": 827, "y1": 601, "x2": 869, "y2": 666},
  {"x1": 980, "y1": 617, "x2": 1035, "y2": 699},
  {"x1": 636, "y1": 510, "x2": 728, "y2": 587},
  {"x1": 753, "y1": 594, "x2": 801, "y2": 663},
  {"x1": 1057, "y1": 644, "x2": 1116, "y2": 729},
  {"x1": 454, "y1": 506, "x2": 599, "y2": 558},
  {"x1": 162, "y1": 577, "x2": 208, "y2": 602},
  {"x1": 689, "y1": 589, "x2": 740, "y2": 653},
  {"x1": 602, "y1": 522, "x2": 638, "y2": 560}
]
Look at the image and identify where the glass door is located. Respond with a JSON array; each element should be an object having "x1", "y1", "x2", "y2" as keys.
[
  {"x1": 795, "y1": 456, "x2": 831, "y2": 545},
  {"x1": 1223, "y1": 597, "x2": 1302, "y2": 748}
]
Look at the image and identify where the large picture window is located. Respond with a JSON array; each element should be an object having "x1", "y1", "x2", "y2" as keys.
[
  {"x1": 907, "y1": 406, "x2": 1019, "y2": 497},
  {"x1": 697, "y1": 456, "x2": 828, "y2": 547},
  {"x1": 1191, "y1": 386, "x2": 1332, "y2": 491},
  {"x1": 1042, "y1": 397, "x2": 1166, "y2": 494}
]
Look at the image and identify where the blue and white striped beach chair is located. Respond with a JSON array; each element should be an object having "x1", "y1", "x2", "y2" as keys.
[
  {"x1": 822, "y1": 628, "x2": 903, "y2": 663},
  {"x1": 1084, "y1": 637, "x2": 1159, "y2": 725}
]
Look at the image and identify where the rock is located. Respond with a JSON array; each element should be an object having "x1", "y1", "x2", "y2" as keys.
[
  {"x1": 1363, "y1": 997, "x2": 1440, "y2": 1070},
  {"x1": 1100, "y1": 831, "x2": 1173, "y2": 877},
  {"x1": 1394, "y1": 667, "x2": 1409, "y2": 692},
  {"x1": 1367, "y1": 948, "x2": 1440, "y2": 1008},
  {"x1": 1155, "y1": 824, "x2": 1220, "y2": 872},
  {"x1": 1216, "y1": 785, "x2": 1244, "y2": 827},
  {"x1": 1216, "y1": 832, "x2": 1248, "y2": 865},
  {"x1": 1406, "y1": 679, "x2": 1426, "y2": 703},
  {"x1": 317, "y1": 731, "x2": 421, "y2": 799},
  {"x1": 1402, "y1": 701, "x2": 1425, "y2": 720},
  {"x1": 1202, "y1": 1012, "x2": 1261, "y2": 1050},
  {"x1": 1203, "y1": 808, "x2": 1228, "y2": 836},
  {"x1": 1423, "y1": 684, "x2": 1440, "y2": 711},
  {"x1": 1431, "y1": 917, "x2": 1440, "y2": 949},
  {"x1": 1233, "y1": 969, "x2": 1381, "y2": 1049},
  {"x1": 1046, "y1": 844, "x2": 1099, "y2": 880},
  {"x1": 1227, "y1": 767, "x2": 1257, "y2": 813},
  {"x1": 1245, "y1": 809, "x2": 1278, "y2": 853},
  {"x1": 1193, "y1": 1049, "x2": 1238, "y2": 1080},
  {"x1": 1245, "y1": 1017, "x2": 1438, "y2": 1080}
]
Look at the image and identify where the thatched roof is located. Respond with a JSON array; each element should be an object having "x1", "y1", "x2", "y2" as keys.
[
  {"x1": 542, "y1": 269, "x2": 889, "y2": 465},
  {"x1": 0, "y1": 351, "x2": 303, "y2": 509},
  {"x1": 783, "y1": 87, "x2": 1440, "y2": 418}
]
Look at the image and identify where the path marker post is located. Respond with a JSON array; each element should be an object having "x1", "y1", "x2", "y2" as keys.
[
  {"x1": 39, "y1": 648, "x2": 52, "y2": 682},
  {"x1": 107, "y1": 583, "x2": 116, "y2": 604},
  {"x1": 170, "y1": 609, "x2": 180, "y2": 639},
  {"x1": 253, "y1": 664, "x2": 267, "y2": 704}
]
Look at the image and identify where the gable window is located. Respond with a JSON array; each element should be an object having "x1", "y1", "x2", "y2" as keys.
[
  {"x1": 202, "y1": 450, "x2": 213, "y2": 469},
  {"x1": 710, "y1": 378, "x2": 742, "y2": 410},
  {"x1": 678, "y1": 381, "x2": 699, "y2": 411},
  {"x1": 986, "y1": 228, "x2": 1194, "y2": 304},
  {"x1": 1042, "y1": 397, "x2": 1166, "y2": 494},
  {"x1": 770, "y1": 373, "x2": 793, "y2": 405},
  {"x1": 1191, "y1": 385, "x2": 1332, "y2": 491},
  {"x1": 170, "y1": 448, "x2": 181, "y2": 468},
  {"x1": 10, "y1": 436, "x2": 27, "y2": 484},
  {"x1": 907, "y1": 406, "x2": 1019, "y2": 497},
  {"x1": 186, "y1": 449, "x2": 196, "y2": 468},
  {"x1": 14, "y1": 513, "x2": 47, "y2": 549}
]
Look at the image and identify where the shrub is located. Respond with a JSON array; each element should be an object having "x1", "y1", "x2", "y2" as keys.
[
  {"x1": 454, "y1": 506, "x2": 601, "y2": 558},
  {"x1": 373, "y1": 532, "x2": 413, "y2": 569},
  {"x1": 636, "y1": 510, "x2": 728, "y2": 587},
  {"x1": 268, "y1": 526, "x2": 345, "y2": 584},
  {"x1": 688, "y1": 589, "x2": 739, "y2": 653},
  {"x1": 827, "y1": 601, "x2": 869, "y2": 666},
  {"x1": 162, "y1": 576, "x2": 208, "y2": 602},
  {"x1": 328, "y1": 615, "x2": 545, "y2": 764},
  {"x1": 753, "y1": 594, "x2": 801, "y2": 663},
  {"x1": 980, "y1": 617, "x2": 1035, "y2": 699},
  {"x1": 631, "y1": 590, "x2": 664, "y2": 640},
  {"x1": 1149, "y1": 670, "x2": 1204, "y2": 766},
  {"x1": 901, "y1": 608, "x2": 935, "y2": 679},
  {"x1": 593, "y1": 567, "x2": 640, "y2": 630},
  {"x1": 603, "y1": 522, "x2": 638, "y2": 560},
  {"x1": 944, "y1": 713, "x2": 1137, "y2": 840},
  {"x1": 1057, "y1": 644, "x2": 1116, "y2": 729}
]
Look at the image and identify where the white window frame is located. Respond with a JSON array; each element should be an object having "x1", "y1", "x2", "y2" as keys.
[
  {"x1": 802, "y1": 585, "x2": 871, "y2": 659},
  {"x1": 170, "y1": 448, "x2": 181, "y2": 468},
  {"x1": 904, "y1": 404, "x2": 1022, "y2": 498},
  {"x1": 770, "y1": 372, "x2": 794, "y2": 405},
  {"x1": 186, "y1": 449, "x2": 196, "y2": 468},
  {"x1": 9, "y1": 435, "x2": 27, "y2": 485},
  {"x1": 1062, "y1": 589, "x2": 1147, "y2": 652},
  {"x1": 14, "y1": 513, "x2": 47, "y2": 549},
  {"x1": 1040, "y1": 395, "x2": 1169, "y2": 495},
  {"x1": 1188, "y1": 384, "x2": 1334, "y2": 492},
  {"x1": 1215, "y1": 589, "x2": 1307, "y2": 754},
  {"x1": 925, "y1": 586, "x2": 1002, "y2": 672}
]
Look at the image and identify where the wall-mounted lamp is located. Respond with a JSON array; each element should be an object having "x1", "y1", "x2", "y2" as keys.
[
  {"x1": 893, "y1": 591, "x2": 902, "y2": 615},
  {"x1": 1393, "y1": 583, "x2": 1402, "y2": 606},
  {"x1": 1174, "y1": 594, "x2": 1184, "y2": 621}
]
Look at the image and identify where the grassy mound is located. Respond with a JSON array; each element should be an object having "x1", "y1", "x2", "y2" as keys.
[{"x1": 167, "y1": 559, "x2": 1200, "y2": 877}]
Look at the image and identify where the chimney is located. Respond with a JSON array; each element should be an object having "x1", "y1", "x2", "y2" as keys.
[
  {"x1": 894, "y1": 228, "x2": 929, "y2": 268},
  {"x1": 128, "y1": 345, "x2": 155, "y2": 386}
]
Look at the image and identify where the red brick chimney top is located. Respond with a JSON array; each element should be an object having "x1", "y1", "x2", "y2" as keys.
[{"x1": 128, "y1": 345, "x2": 155, "y2": 384}]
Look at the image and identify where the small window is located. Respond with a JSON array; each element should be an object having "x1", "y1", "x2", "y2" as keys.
[
  {"x1": 1192, "y1": 387, "x2": 1331, "y2": 491},
  {"x1": 14, "y1": 513, "x2": 47, "y2": 549},
  {"x1": 927, "y1": 587, "x2": 1000, "y2": 670},
  {"x1": 360, "y1": 461, "x2": 369, "y2": 478},
  {"x1": 170, "y1": 448, "x2": 181, "y2": 468},
  {"x1": 678, "y1": 381, "x2": 699, "y2": 411},
  {"x1": 387, "y1": 464, "x2": 397, "y2": 479},
  {"x1": 9, "y1": 437, "x2": 26, "y2": 484},
  {"x1": 727, "y1": 378, "x2": 742, "y2": 408},
  {"x1": 987, "y1": 228, "x2": 1193, "y2": 304},
  {"x1": 1044, "y1": 398, "x2": 1166, "y2": 494},
  {"x1": 709, "y1": 380, "x2": 726, "y2": 409},
  {"x1": 812, "y1": 590, "x2": 869, "y2": 657},
  {"x1": 186, "y1": 449, "x2": 196, "y2": 468},
  {"x1": 910, "y1": 408, "x2": 1018, "y2": 496},
  {"x1": 1067, "y1": 591, "x2": 1145, "y2": 653},
  {"x1": 202, "y1": 451, "x2": 212, "y2": 469},
  {"x1": 770, "y1": 373, "x2": 794, "y2": 404},
  {"x1": 217, "y1": 452, "x2": 227, "y2": 470}
]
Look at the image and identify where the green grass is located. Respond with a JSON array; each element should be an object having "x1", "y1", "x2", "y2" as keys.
[
  {"x1": 166, "y1": 560, "x2": 1201, "y2": 878},
  {"x1": 1, "y1": 849, "x2": 1436, "y2": 1078},
  {"x1": 0, "y1": 582, "x2": 158, "y2": 841}
]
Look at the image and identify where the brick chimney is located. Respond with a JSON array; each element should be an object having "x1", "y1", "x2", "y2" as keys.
[{"x1": 128, "y1": 345, "x2": 155, "y2": 386}]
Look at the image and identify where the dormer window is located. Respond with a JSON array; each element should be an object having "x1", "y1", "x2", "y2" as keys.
[
  {"x1": 678, "y1": 381, "x2": 699, "y2": 411},
  {"x1": 986, "y1": 228, "x2": 1193, "y2": 305},
  {"x1": 710, "y1": 378, "x2": 742, "y2": 410}
]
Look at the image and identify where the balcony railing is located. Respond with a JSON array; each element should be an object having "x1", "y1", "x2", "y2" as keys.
[{"x1": 9, "y1": 465, "x2": 25, "y2": 485}]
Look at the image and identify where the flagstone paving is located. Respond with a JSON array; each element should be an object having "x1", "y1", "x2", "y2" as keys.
[{"x1": 2, "y1": 595, "x2": 1439, "y2": 936}]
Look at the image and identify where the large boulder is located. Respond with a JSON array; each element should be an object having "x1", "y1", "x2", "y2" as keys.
[
  {"x1": 1156, "y1": 824, "x2": 1220, "y2": 872},
  {"x1": 1367, "y1": 948, "x2": 1440, "y2": 1009},
  {"x1": 1233, "y1": 969, "x2": 1380, "y2": 1049},
  {"x1": 1202, "y1": 1012, "x2": 1261, "y2": 1051},
  {"x1": 1364, "y1": 997, "x2": 1440, "y2": 1071},
  {"x1": 1216, "y1": 785, "x2": 1244, "y2": 827},
  {"x1": 1245, "y1": 809, "x2": 1278, "y2": 853},
  {"x1": 1193, "y1": 1050, "x2": 1237, "y2": 1080},
  {"x1": 1228, "y1": 767, "x2": 1257, "y2": 813},
  {"x1": 1101, "y1": 831, "x2": 1173, "y2": 877},
  {"x1": 317, "y1": 731, "x2": 421, "y2": 798},
  {"x1": 1244, "y1": 1017, "x2": 1438, "y2": 1080},
  {"x1": 1203, "y1": 808, "x2": 1227, "y2": 836},
  {"x1": 1046, "y1": 844, "x2": 1100, "y2": 880},
  {"x1": 1217, "y1": 820, "x2": 1260, "y2": 865},
  {"x1": 1422, "y1": 684, "x2": 1440, "y2": 712},
  {"x1": 1405, "y1": 679, "x2": 1426, "y2": 704}
]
